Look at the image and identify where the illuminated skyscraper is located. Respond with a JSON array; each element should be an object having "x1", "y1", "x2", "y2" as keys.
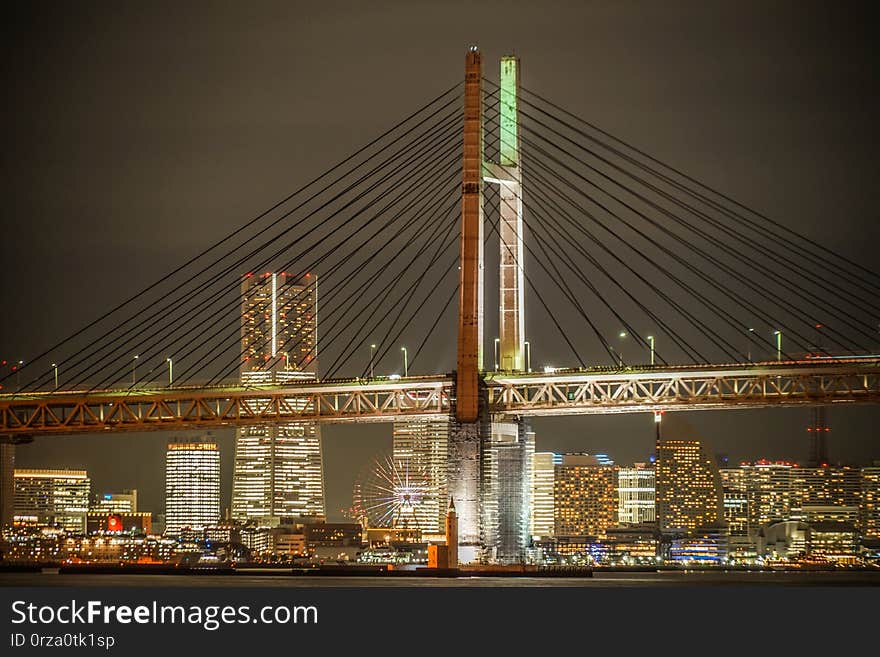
[
  {"x1": 14, "y1": 469, "x2": 90, "y2": 533},
  {"x1": 553, "y1": 454, "x2": 617, "y2": 538},
  {"x1": 231, "y1": 272, "x2": 325, "y2": 524},
  {"x1": 164, "y1": 438, "x2": 220, "y2": 535},
  {"x1": 481, "y1": 420, "x2": 534, "y2": 564},
  {"x1": 392, "y1": 419, "x2": 448, "y2": 532},
  {"x1": 531, "y1": 452, "x2": 559, "y2": 538},
  {"x1": 719, "y1": 467, "x2": 749, "y2": 536},
  {"x1": 617, "y1": 463, "x2": 655, "y2": 525},
  {"x1": 860, "y1": 464, "x2": 880, "y2": 540},
  {"x1": 742, "y1": 461, "x2": 795, "y2": 531},
  {"x1": 655, "y1": 439, "x2": 722, "y2": 533}
]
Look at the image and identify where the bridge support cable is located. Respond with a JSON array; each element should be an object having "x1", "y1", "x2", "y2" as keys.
[
  {"x1": 158, "y1": 129, "x2": 466, "y2": 388},
  {"x1": 514, "y1": 129, "x2": 826, "y2": 359},
  {"x1": 323, "y1": 204, "x2": 463, "y2": 380},
  {"x1": 511, "y1": 180, "x2": 716, "y2": 364},
  {"x1": 515, "y1": 97, "x2": 880, "y2": 322},
  {"x1": 78, "y1": 112, "x2": 465, "y2": 391},
  {"x1": 483, "y1": 187, "x2": 587, "y2": 368},
  {"x1": 222, "y1": 183, "x2": 465, "y2": 385},
  {"x1": 487, "y1": 173, "x2": 650, "y2": 364},
  {"x1": 187, "y1": 174, "x2": 461, "y2": 387},
  {"x1": 239, "y1": 191, "x2": 461, "y2": 383},
  {"x1": 519, "y1": 85, "x2": 880, "y2": 294},
  {"x1": 521, "y1": 160, "x2": 783, "y2": 363},
  {"x1": 3, "y1": 83, "x2": 465, "y2": 392}
]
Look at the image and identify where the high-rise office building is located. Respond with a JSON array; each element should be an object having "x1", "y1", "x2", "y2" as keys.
[
  {"x1": 231, "y1": 272, "x2": 325, "y2": 524},
  {"x1": 531, "y1": 452, "x2": 559, "y2": 538},
  {"x1": 617, "y1": 463, "x2": 655, "y2": 525},
  {"x1": 860, "y1": 465, "x2": 880, "y2": 540},
  {"x1": 14, "y1": 469, "x2": 90, "y2": 533},
  {"x1": 743, "y1": 461, "x2": 795, "y2": 532},
  {"x1": 655, "y1": 439, "x2": 722, "y2": 533},
  {"x1": 165, "y1": 438, "x2": 220, "y2": 535},
  {"x1": 791, "y1": 466, "x2": 860, "y2": 510},
  {"x1": 91, "y1": 490, "x2": 138, "y2": 514},
  {"x1": 481, "y1": 420, "x2": 534, "y2": 564},
  {"x1": 392, "y1": 419, "x2": 448, "y2": 532},
  {"x1": 719, "y1": 467, "x2": 749, "y2": 536},
  {"x1": 553, "y1": 454, "x2": 617, "y2": 538}
]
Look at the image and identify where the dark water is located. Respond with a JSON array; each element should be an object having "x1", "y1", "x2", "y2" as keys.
[{"x1": 2, "y1": 571, "x2": 880, "y2": 587}]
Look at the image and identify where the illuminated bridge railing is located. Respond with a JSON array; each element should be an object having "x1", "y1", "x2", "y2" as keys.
[{"x1": 486, "y1": 359, "x2": 880, "y2": 415}]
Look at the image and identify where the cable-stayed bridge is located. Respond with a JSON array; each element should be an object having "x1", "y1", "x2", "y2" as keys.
[
  {"x1": 3, "y1": 47, "x2": 879, "y2": 562},
  {"x1": 2, "y1": 48, "x2": 879, "y2": 439}
]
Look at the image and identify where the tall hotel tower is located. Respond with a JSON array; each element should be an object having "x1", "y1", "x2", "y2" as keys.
[
  {"x1": 165, "y1": 438, "x2": 220, "y2": 535},
  {"x1": 231, "y1": 272, "x2": 326, "y2": 525}
]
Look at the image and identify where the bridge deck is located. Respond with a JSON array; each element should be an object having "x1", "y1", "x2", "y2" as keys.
[{"x1": 1, "y1": 359, "x2": 879, "y2": 438}]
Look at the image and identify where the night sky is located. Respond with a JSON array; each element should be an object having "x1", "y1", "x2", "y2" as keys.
[{"x1": 2, "y1": 1, "x2": 877, "y2": 520}]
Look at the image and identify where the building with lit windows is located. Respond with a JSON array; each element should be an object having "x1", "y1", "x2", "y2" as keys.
[
  {"x1": 164, "y1": 438, "x2": 220, "y2": 535},
  {"x1": 91, "y1": 490, "x2": 138, "y2": 514},
  {"x1": 617, "y1": 463, "x2": 655, "y2": 525},
  {"x1": 392, "y1": 418, "x2": 448, "y2": 532},
  {"x1": 481, "y1": 420, "x2": 534, "y2": 564},
  {"x1": 791, "y1": 466, "x2": 860, "y2": 513},
  {"x1": 231, "y1": 272, "x2": 325, "y2": 524},
  {"x1": 742, "y1": 462, "x2": 795, "y2": 531},
  {"x1": 14, "y1": 469, "x2": 90, "y2": 533},
  {"x1": 531, "y1": 452, "x2": 559, "y2": 537},
  {"x1": 553, "y1": 454, "x2": 617, "y2": 539},
  {"x1": 669, "y1": 524, "x2": 728, "y2": 564},
  {"x1": 806, "y1": 522, "x2": 859, "y2": 564},
  {"x1": 861, "y1": 465, "x2": 880, "y2": 540},
  {"x1": 655, "y1": 439, "x2": 722, "y2": 533},
  {"x1": 0, "y1": 443, "x2": 14, "y2": 528},
  {"x1": 719, "y1": 467, "x2": 749, "y2": 536}
]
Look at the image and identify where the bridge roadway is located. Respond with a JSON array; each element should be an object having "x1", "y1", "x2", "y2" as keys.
[{"x1": 1, "y1": 358, "x2": 879, "y2": 439}]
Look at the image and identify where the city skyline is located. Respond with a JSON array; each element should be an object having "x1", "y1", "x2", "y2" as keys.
[{"x1": 1, "y1": 2, "x2": 878, "y2": 570}]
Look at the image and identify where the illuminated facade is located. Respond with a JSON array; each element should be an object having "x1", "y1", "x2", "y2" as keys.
[
  {"x1": 719, "y1": 468, "x2": 749, "y2": 536},
  {"x1": 164, "y1": 438, "x2": 220, "y2": 535},
  {"x1": 617, "y1": 463, "x2": 655, "y2": 525},
  {"x1": 655, "y1": 439, "x2": 722, "y2": 533},
  {"x1": 743, "y1": 462, "x2": 795, "y2": 532},
  {"x1": 91, "y1": 490, "x2": 138, "y2": 514},
  {"x1": 553, "y1": 454, "x2": 617, "y2": 539},
  {"x1": 0, "y1": 443, "x2": 13, "y2": 528},
  {"x1": 481, "y1": 419, "x2": 534, "y2": 564},
  {"x1": 791, "y1": 466, "x2": 860, "y2": 513},
  {"x1": 531, "y1": 452, "x2": 559, "y2": 537},
  {"x1": 861, "y1": 466, "x2": 880, "y2": 539},
  {"x1": 231, "y1": 272, "x2": 325, "y2": 524},
  {"x1": 13, "y1": 469, "x2": 90, "y2": 533},
  {"x1": 392, "y1": 418, "x2": 449, "y2": 532}
]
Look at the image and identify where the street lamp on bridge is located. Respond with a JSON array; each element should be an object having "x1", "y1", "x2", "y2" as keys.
[
  {"x1": 369, "y1": 344, "x2": 377, "y2": 378},
  {"x1": 401, "y1": 346, "x2": 408, "y2": 377},
  {"x1": 646, "y1": 335, "x2": 655, "y2": 366},
  {"x1": 774, "y1": 330, "x2": 782, "y2": 362},
  {"x1": 51, "y1": 363, "x2": 58, "y2": 390},
  {"x1": 132, "y1": 355, "x2": 139, "y2": 386},
  {"x1": 166, "y1": 357, "x2": 173, "y2": 387}
]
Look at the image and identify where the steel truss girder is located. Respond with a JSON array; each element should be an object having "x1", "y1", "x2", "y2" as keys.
[
  {"x1": 1, "y1": 361, "x2": 879, "y2": 437},
  {"x1": 0, "y1": 378, "x2": 452, "y2": 437},
  {"x1": 486, "y1": 362, "x2": 880, "y2": 416}
]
